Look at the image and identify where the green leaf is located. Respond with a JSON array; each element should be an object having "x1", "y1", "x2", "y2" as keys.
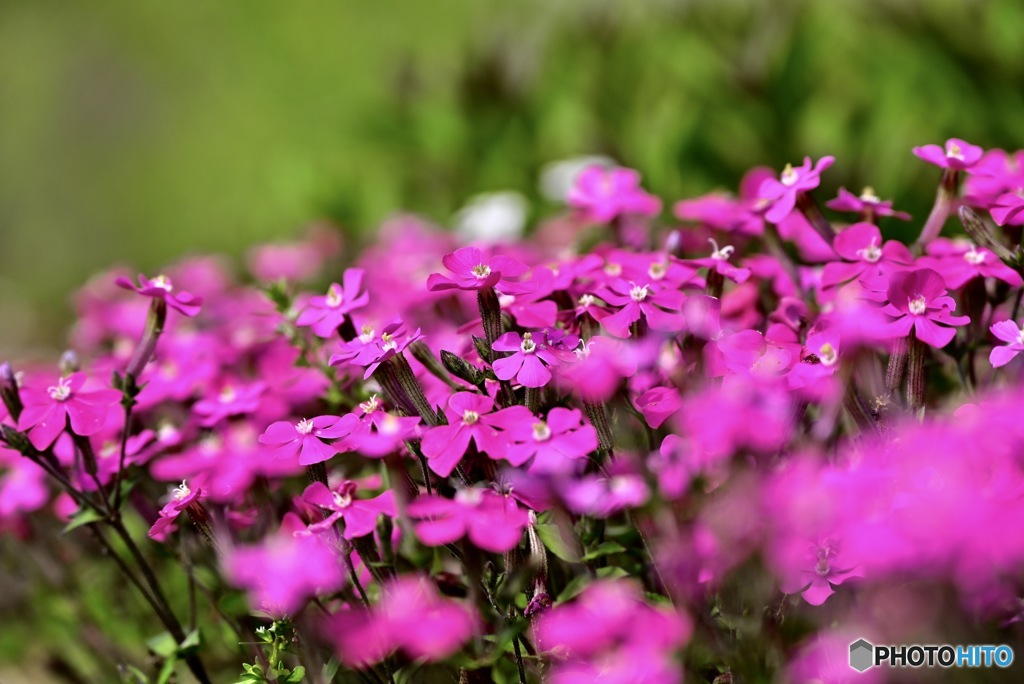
[
  {"x1": 533, "y1": 512, "x2": 581, "y2": 562},
  {"x1": 557, "y1": 566, "x2": 629, "y2": 602},
  {"x1": 582, "y1": 541, "x2": 626, "y2": 561},
  {"x1": 146, "y1": 631, "x2": 178, "y2": 659},
  {"x1": 155, "y1": 655, "x2": 177, "y2": 684},
  {"x1": 284, "y1": 666, "x2": 306, "y2": 682},
  {"x1": 61, "y1": 506, "x2": 105, "y2": 535},
  {"x1": 177, "y1": 627, "x2": 202, "y2": 656},
  {"x1": 321, "y1": 658, "x2": 340, "y2": 681}
]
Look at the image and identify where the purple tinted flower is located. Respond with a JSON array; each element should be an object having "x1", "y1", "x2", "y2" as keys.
[
  {"x1": 17, "y1": 372, "x2": 121, "y2": 450},
  {"x1": 420, "y1": 392, "x2": 504, "y2": 477},
  {"x1": 635, "y1": 386, "x2": 683, "y2": 429},
  {"x1": 682, "y1": 238, "x2": 752, "y2": 285},
  {"x1": 991, "y1": 190, "x2": 1024, "y2": 226},
  {"x1": 777, "y1": 537, "x2": 863, "y2": 606},
  {"x1": 326, "y1": 576, "x2": 477, "y2": 667},
  {"x1": 821, "y1": 222, "x2": 913, "y2": 289},
  {"x1": 300, "y1": 481, "x2": 396, "y2": 538},
  {"x1": 336, "y1": 396, "x2": 421, "y2": 457},
  {"x1": 567, "y1": 165, "x2": 662, "y2": 223},
  {"x1": 919, "y1": 238, "x2": 1023, "y2": 289},
  {"x1": 426, "y1": 246, "x2": 529, "y2": 292},
  {"x1": 294, "y1": 269, "x2": 369, "y2": 338},
  {"x1": 225, "y1": 513, "x2": 344, "y2": 617},
  {"x1": 329, "y1": 319, "x2": 422, "y2": 379},
  {"x1": 409, "y1": 488, "x2": 529, "y2": 553},
  {"x1": 258, "y1": 415, "x2": 353, "y2": 466},
  {"x1": 148, "y1": 479, "x2": 203, "y2": 540},
  {"x1": 912, "y1": 137, "x2": 984, "y2": 170},
  {"x1": 115, "y1": 273, "x2": 203, "y2": 317},
  {"x1": 192, "y1": 379, "x2": 265, "y2": 427},
  {"x1": 825, "y1": 186, "x2": 911, "y2": 221},
  {"x1": 875, "y1": 268, "x2": 970, "y2": 348},
  {"x1": 492, "y1": 330, "x2": 574, "y2": 388},
  {"x1": 561, "y1": 473, "x2": 649, "y2": 517},
  {"x1": 557, "y1": 336, "x2": 638, "y2": 402},
  {"x1": 593, "y1": 278, "x2": 685, "y2": 338},
  {"x1": 489, "y1": 406, "x2": 598, "y2": 473},
  {"x1": 758, "y1": 156, "x2": 835, "y2": 223},
  {"x1": 989, "y1": 319, "x2": 1024, "y2": 368},
  {"x1": 673, "y1": 192, "x2": 763, "y2": 235}
]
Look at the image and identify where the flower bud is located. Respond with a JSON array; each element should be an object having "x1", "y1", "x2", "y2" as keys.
[
  {"x1": 59, "y1": 350, "x2": 80, "y2": 375},
  {"x1": 0, "y1": 362, "x2": 22, "y2": 420},
  {"x1": 959, "y1": 206, "x2": 1016, "y2": 264}
]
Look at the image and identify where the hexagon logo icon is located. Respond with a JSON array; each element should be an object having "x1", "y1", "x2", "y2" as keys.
[{"x1": 849, "y1": 638, "x2": 874, "y2": 672}]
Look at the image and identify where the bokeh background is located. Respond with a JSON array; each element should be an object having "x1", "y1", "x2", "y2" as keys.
[
  {"x1": 2, "y1": 0, "x2": 1024, "y2": 351},
  {"x1": 3, "y1": 0, "x2": 1024, "y2": 679}
]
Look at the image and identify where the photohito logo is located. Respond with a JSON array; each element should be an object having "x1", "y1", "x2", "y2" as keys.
[{"x1": 849, "y1": 638, "x2": 1014, "y2": 672}]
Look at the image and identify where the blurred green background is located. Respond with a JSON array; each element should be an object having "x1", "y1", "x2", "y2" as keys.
[{"x1": 3, "y1": 0, "x2": 1024, "y2": 357}]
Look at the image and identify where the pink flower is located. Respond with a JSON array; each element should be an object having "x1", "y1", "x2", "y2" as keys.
[
  {"x1": 593, "y1": 278, "x2": 685, "y2": 338},
  {"x1": 821, "y1": 222, "x2": 913, "y2": 289},
  {"x1": 300, "y1": 481, "x2": 396, "y2": 538},
  {"x1": 567, "y1": 165, "x2": 662, "y2": 223},
  {"x1": 777, "y1": 537, "x2": 863, "y2": 606},
  {"x1": 557, "y1": 336, "x2": 638, "y2": 402},
  {"x1": 875, "y1": 268, "x2": 970, "y2": 348},
  {"x1": 258, "y1": 415, "x2": 352, "y2": 466},
  {"x1": 990, "y1": 190, "x2": 1024, "y2": 226},
  {"x1": 825, "y1": 186, "x2": 911, "y2": 220},
  {"x1": 17, "y1": 372, "x2": 121, "y2": 450},
  {"x1": 326, "y1": 576, "x2": 477, "y2": 667},
  {"x1": 919, "y1": 238, "x2": 1023, "y2": 289},
  {"x1": 336, "y1": 396, "x2": 421, "y2": 457},
  {"x1": 115, "y1": 273, "x2": 203, "y2": 317},
  {"x1": 489, "y1": 406, "x2": 598, "y2": 473},
  {"x1": 294, "y1": 269, "x2": 369, "y2": 338},
  {"x1": 492, "y1": 330, "x2": 575, "y2": 388},
  {"x1": 912, "y1": 137, "x2": 984, "y2": 170},
  {"x1": 682, "y1": 238, "x2": 752, "y2": 285},
  {"x1": 561, "y1": 472, "x2": 649, "y2": 517},
  {"x1": 426, "y1": 246, "x2": 529, "y2": 292},
  {"x1": 225, "y1": 513, "x2": 344, "y2": 617},
  {"x1": 148, "y1": 480, "x2": 203, "y2": 540},
  {"x1": 192, "y1": 379, "x2": 266, "y2": 427},
  {"x1": 408, "y1": 488, "x2": 529, "y2": 553},
  {"x1": 329, "y1": 319, "x2": 423, "y2": 379},
  {"x1": 673, "y1": 192, "x2": 763, "y2": 235},
  {"x1": 989, "y1": 319, "x2": 1024, "y2": 368},
  {"x1": 420, "y1": 392, "x2": 504, "y2": 477},
  {"x1": 757, "y1": 156, "x2": 835, "y2": 223}
]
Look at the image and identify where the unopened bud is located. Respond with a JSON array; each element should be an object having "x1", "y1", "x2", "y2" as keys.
[
  {"x1": 59, "y1": 350, "x2": 80, "y2": 375},
  {"x1": 0, "y1": 363, "x2": 22, "y2": 420},
  {"x1": 959, "y1": 206, "x2": 1016, "y2": 263}
]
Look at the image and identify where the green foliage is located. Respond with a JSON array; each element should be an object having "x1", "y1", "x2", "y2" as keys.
[{"x1": 237, "y1": 622, "x2": 305, "y2": 684}]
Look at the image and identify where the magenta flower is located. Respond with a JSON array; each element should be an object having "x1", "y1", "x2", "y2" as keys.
[
  {"x1": 489, "y1": 406, "x2": 598, "y2": 473},
  {"x1": 991, "y1": 190, "x2": 1024, "y2": 226},
  {"x1": 561, "y1": 472, "x2": 649, "y2": 517},
  {"x1": 192, "y1": 379, "x2": 265, "y2": 427},
  {"x1": 757, "y1": 156, "x2": 835, "y2": 223},
  {"x1": 300, "y1": 481, "x2": 396, "y2": 538},
  {"x1": 673, "y1": 192, "x2": 763, "y2": 235},
  {"x1": 258, "y1": 415, "x2": 353, "y2": 466},
  {"x1": 17, "y1": 373, "x2": 121, "y2": 450},
  {"x1": 491, "y1": 330, "x2": 574, "y2": 388},
  {"x1": 420, "y1": 392, "x2": 504, "y2": 477},
  {"x1": 326, "y1": 576, "x2": 477, "y2": 667},
  {"x1": 294, "y1": 269, "x2": 369, "y2": 338},
  {"x1": 329, "y1": 319, "x2": 423, "y2": 378},
  {"x1": 820, "y1": 222, "x2": 913, "y2": 289},
  {"x1": 635, "y1": 386, "x2": 683, "y2": 429},
  {"x1": 825, "y1": 186, "x2": 911, "y2": 220},
  {"x1": 426, "y1": 246, "x2": 529, "y2": 292},
  {"x1": 225, "y1": 513, "x2": 344, "y2": 617},
  {"x1": 777, "y1": 537, "x2": 863, "y2": 606},
  {"x1": 567, "y1": 165, "x2": 662, "y2": 223},
  {"x1": 115, "y1": 273, "x2": 203, "y2": 317},
  {"x1": 912, "y1": 137, "x2": 984, "y2": 170},
  {"x1": 989, "y1": 319, "x2": 1024, "y2": 368},
  {"x1": 919, "y1": 238, "x2": 1023, "y2": 289},
  {"x1": 336, "y1": 395, "x2": 421, "y2": 457},
  {"x1": 148, "y1": 480, "x2": 203, "y2": 540},
  {"x1": 593, "y1": 279, "x2": 685, "y2": 338},
  {"x1": 876, "y1": 268, "x2": 970, "y2": 347},
  {"x1": 408, "y1": 487, "x2": 529, "y2": 553}
]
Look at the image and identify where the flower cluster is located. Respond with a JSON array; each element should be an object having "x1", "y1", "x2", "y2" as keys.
[{"x1": 5, "y1": 137, "x2": 1024, "y2": 682}]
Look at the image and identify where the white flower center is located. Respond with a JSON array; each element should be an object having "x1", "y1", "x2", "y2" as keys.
[
  {"x1": 380, "y1": 414, "x2": 401, "y2": 435},
  {"x1": 578, "y1": 293, "x2": 596, "y2": 309},
  {"x1": 603, "y1": 262, "x2": 622, "y2": 277},
  {"x1": 359, "y1": 325, "x2": 376, "y2": 344},
  {"x1": 332, "y1": 491, "x2": 353, "y2": 508},
  {"x1": 325, "y1": 283, "x2": 344, "y2": 308},
  {"x1": 946, "y1": 142, "x2": 964, "y2": 161},
  {"x1": 380, "y1": 332, "x2": 397, "y2": 352},
  {"x1": 818, "y1": 342, "x2": 838, "y2": 367},
  {"x1": 648, "y1": 262, "x2": 667, "y2": 280},
  {"x1": 47, "y1": 377, "x2": 72, "y2": 402},
  {"x1": 964, "y1": 245, "x2": 986, "y2": 265},
  {"x1": 173, "y1": 480, "x2": 191, "y2": 501},
  {"x1": 780, "y1": 163, "x2": 798, "y2": 186},
  {"x1": 532, "y1": 421, "x2": 552, "y2": 441},
  {"x1": 856, "y1": 238, "x2": 882, "y2": 263},
  {"x1": 152, "y1": 274, "x2": 173, "y2": 292},
  {"x1": 708, "y1": 238, "x2": 735, "y2": 261},
  {"x1": 219, "y1": 386, "x2": 237, "y2": 403},
  {"x1": 859, "y1": 186, "x2": 880, "y2": 204},
  {"x1": 472, "y1": 264, "x2": 492, "y2": 279},
  {"x1": 908, "y1": 294, "x2": 927, "y2": 316},
  {"x1": 360, "y1": 395, "x2": 381, "y2": 414},
  {"x1": 462, "y1": 410, "x2": 480, "y2": 425},
  {"x1": 574, "y1": 340, "x2": 591, "y2": 360},
  {"x1": 629, "y1": 284, "x2": 649, "y2": 302},
  {"x1": 295, "y1": 418, "x2": 314, "y2": 435},
  {"x1": 520, "y1": 332, "x2": 537, "y2": 354},
  {"x1": 455, "y1": 488, "x2": 483, "y2": 506}
]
